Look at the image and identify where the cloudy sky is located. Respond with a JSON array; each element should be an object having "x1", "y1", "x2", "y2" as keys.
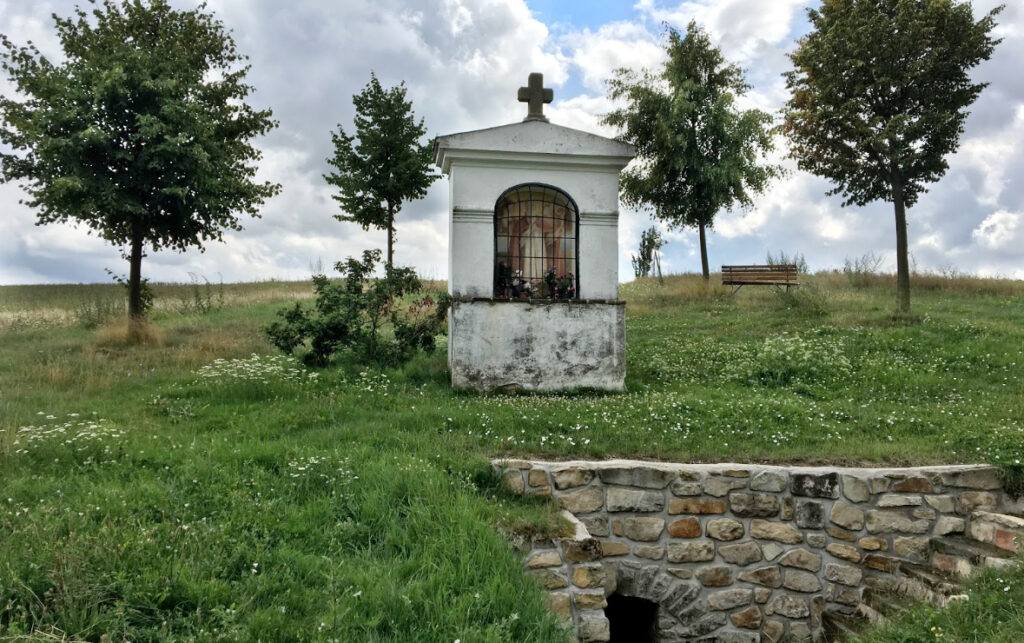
[{"x1": 1, "y1": 0, "x2": 1021, "y2": 285}]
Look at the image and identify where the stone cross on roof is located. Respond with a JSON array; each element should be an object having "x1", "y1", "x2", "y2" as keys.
[{"x1": 518, "y1": 72, "x2": 553, "y2": 123}]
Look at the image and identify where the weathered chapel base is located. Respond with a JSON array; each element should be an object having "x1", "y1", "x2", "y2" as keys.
[
  {"x1": 497, "y1": 460, "x2": 1022, "y2": 642},
  {"x1": 449, "y1": 299, "x2": 625, "y2": 392}
]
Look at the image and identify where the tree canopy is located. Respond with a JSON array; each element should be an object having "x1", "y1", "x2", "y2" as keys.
[
  {"x1": 603, "y1": 22, "x2": 779, "y2": 280},
  {"x1": 325, "y1": 74, "x2": 437, "y2": 268},
  {"x1": 0, "y1": 0, "x2": 279, "y2": 319},
  {"x1": 783, "y1": 0, "x2": 1002, "y2": 312}
]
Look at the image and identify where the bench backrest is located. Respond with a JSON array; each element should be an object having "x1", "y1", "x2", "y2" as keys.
[{"x1": 721, "y1": 264, "x2": 798, "y2": 283}]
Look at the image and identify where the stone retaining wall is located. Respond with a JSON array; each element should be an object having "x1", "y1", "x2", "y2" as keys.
[{"x1": 496, "y1": 460, "x2": 1012, "y2": 642}]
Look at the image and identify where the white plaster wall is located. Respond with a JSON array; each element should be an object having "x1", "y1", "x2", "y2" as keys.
[{"x1": 450, "y1": 300, "x2": 626, "y2": 392}]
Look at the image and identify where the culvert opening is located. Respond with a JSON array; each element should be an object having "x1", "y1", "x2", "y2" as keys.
[{"x1": 606, "y1": 593, "x2": 658, "y2": 643}]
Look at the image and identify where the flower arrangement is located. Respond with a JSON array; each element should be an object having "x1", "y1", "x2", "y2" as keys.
[{"x1": 544, "y1": 267, "x2": 576, "y2": 299}]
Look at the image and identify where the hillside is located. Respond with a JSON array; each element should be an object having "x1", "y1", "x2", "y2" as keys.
[{"x1": 1, "y1": 273, "x2": 1022, "y2": 640}]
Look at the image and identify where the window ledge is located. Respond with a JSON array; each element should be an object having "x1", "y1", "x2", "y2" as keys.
[{"x1": 451, "y1": 296, "x2": 625, "y2": 306}]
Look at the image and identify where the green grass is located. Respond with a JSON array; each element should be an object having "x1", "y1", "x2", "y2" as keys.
[{"x1": 1, "y1": 272, "x2": 1022, "y2": 640}]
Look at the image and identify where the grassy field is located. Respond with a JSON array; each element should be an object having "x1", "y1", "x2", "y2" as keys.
[{"x1": 1, "y1": 272, "x2": 1022, "y2": 641}]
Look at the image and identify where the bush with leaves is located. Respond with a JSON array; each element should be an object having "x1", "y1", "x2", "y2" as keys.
[{"x1": 266, "y1": 249, "x2": 448, "y2": 366}]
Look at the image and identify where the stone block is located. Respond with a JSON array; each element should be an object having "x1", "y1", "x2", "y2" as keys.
[
  {"x1": 563, "y1": 538, "x2": 602, "y2": 563},
  {"x1": 841, "y1": 474, "x2": 870, "y2": 503},
  {"x1": 528, "y1": 469, "x2": 549, "y2": 487},
  {"x1": 829, "y1": 583, "x2": 862, "y2": 606},
  {"x1": 668, "y1": 498, "x2": 727, "y2": 515},
  {"x1": 729, "y1": 492, "x2": 781, "y2": 517},
  {"x1": 526, "y1": 551, "x2": 563, "y2": 568},
  {"x1": 633, "y1": 467, "x2": 678, "y2": 489},
  {"x1": 934, "y1": 516, "x2": 965, "y2": 536},
  {"x1": 863, "y1": 554, "x2": 899, "y2": 573},
  {"x1": 751, "y1": 520, "x2": 803, "y2": 544},
  {"x1": 781, "y1": 497, "x2": 795, "y2": 521},
  {"x1": 707, "y1": 518, "x2": 745, "y2": 541},
  {"x1": 869, "y1": 476, "x2": 891, "y2": 494},
  {"x1": 719, "y1": 541, "x2": 763, "y2": 566},
  {"x1": 606, "y1": 488, "x2": 664, "y2": 512},
  {"x1": 599, "y1": 540, "x2": 628, "y2": 557},
  {"x1": 545, "y1": 592, "x2": 572, "y2": 621},
  {"x1": 877, "y1": 494, "x2": 923, "y2": 508},
  {"x1": 754, "y1": 587, "x2": 772, "y2": 603},
  {"x1": 558, "y1": 487, "x2": 604, "y2": 513},
  {"x1": 731, "y1": 605, "x2": 763, "y2": 629},
  {"x1": 858, "y1": 537, "x2": 888, "y2": 551},
  {"x1": 866, "y1": 511, "x2": 929, "y2": 534},
  {"x1": 825, "y1": 562, "x2": 862, "y2": 586},
  {"x1": 791, "y1": 472, "x2": 840, "y2": 499},
  {"x1": 790, "y1": 623, "x2": 814, "y2": 642},
  {"x1": 574, "y1": 592, "x2": 607, "y2": 610},
  {"x1": 795, "y1": 499, "x2": 825, "y2": 528},
  {"x1": 531, "y1": 569, "x2": 568, "y2": 589},
  {"x1": 925, "y1": 495, "x2": 956, "y2": 513},
  {"x1": 668, "y1": 517, "x2": 702, "y2": 538},
  {"x1": 572, "y1": 565, "x2": 607, "y2": 589},
  {"x1": 807, "y1": 532, "x2": 827, "y2": 548},
  {"x1": 783, "y1": 569, "x2": 822, "y2": 593},
  {"x1": 765, "y1": 594, "x2": 809, "y2": 618},
  {"x1": 667, "y1": 541, "x2": 715, "y2": 563},
  {"x1": 696, "y1": 565, "x2": 733, "y2": 587},
  {"x1": 634, "y1": 544, "x2": 664, "y2": 560},
  {"x1": 552, "y1": 466, "x2": 594, "y2": 490},
  {"x1": 893, "y1": 536, "x2": 929, "y2": 562},
  {"x1": 761, "y1": 542, "x2": 784, "y2": 560},
  {"x1": 596, "y1": 467, "x2": 632, "y2": 485},
  {"x1": 913, "y1": 507, "x2": 937, "y2": 520},
  {"x1": 671, "y1": 480, "x2": 703, "y2": 496},
  {"x1": 501, "y1": 470, "x2": 524, "y2": 494},
  {"x1": 707, "y1": 588, "x2": 753, "y2": 610},
  {"x1": 704, "y1": 476, "x2": 748, "y2": 497},
  {"x1": 763, "y1": 620, "x2": 785, "y2": 642},
  {"x1": 577, "y1": 612, "x2": 611, "y2": 642},
  {"x1": 737, "y1": 565, "x2": 782, "y2": 588},
  {"x1": 892, "y1": 476, "x2": 934, "y2": 493},
  {"x1": 581, "y1": 516, "x2": 609, "y2": 537},
  {"x1": 779, "y1": 548, "x2": 822, "y2": 572},
  {"x1": 826, "y1": 543, "x2": 861, "y2": 563},
  {"x1": 944, "y1": 468, "x2": 1002, "y2": 490},
  {"x1": 957, "y1": 491, "x2": 997, "y2": 515},
  {"x1": 750, "y1": 470, "x2": 788, "y2": 492},
  {"x1": 830, "y1": 502, "x2": 866, "y2": 530},
  {"x1": 623, "y1": 517, "x2": 665, "y2": 542}
]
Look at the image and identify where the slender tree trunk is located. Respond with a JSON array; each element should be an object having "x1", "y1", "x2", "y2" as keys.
[
  {"x1": 890, "y1": 174, "x2": 911, "y2": 313},
  {"x1": 386, "y1": 203, "x2": 395, "y2": 269},
  {"x1": 698, "y1": 222, "x2": 710, "y2": 281},
  {"x1": 128, "y1": 228, "x2": 145, "y2": 319}
]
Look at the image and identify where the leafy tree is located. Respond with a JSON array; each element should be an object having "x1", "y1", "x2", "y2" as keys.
[
  {"x1": 0, "y1": 0, "x2": 280, "y2": 320},
  {"x1": 325, "y1": 74, "x2": 437, "y2": 268},
  {"x1": 604, "y1": 22, "x2": 779, "y2": 281},
  {"x1": 632, "y1": 226, "x2": 665, "y2": 279},
  {"x1": 783, "y1": 0, "x2": 1002, "y2": 313}
]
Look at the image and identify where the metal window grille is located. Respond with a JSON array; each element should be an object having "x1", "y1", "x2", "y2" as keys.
[{"x1": 494, "y1": 184, "x2": 579, "y2": 299}]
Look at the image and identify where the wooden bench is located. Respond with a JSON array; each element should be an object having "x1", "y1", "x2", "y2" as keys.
[{"x1": 722, "y1": 264, "x2": 799, "y2": 292}]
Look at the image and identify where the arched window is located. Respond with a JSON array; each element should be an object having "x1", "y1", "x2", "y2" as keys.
[{"x1": 494, "y1": 183, "x2": 578, "y2": 299}]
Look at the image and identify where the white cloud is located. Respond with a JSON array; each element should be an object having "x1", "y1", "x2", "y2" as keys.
[{"x1": 972, "y1": 211, "x2": 1023, "y2": 251}]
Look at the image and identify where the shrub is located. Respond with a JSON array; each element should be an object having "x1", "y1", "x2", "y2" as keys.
[
  {"x1": 174, "y1": 272, "x2": 225, "y2": 315},
  {"x1": 765, "y1": 249, "x2": 809, "y2": 274},
  {"x1": 842, "y1": 251, "x2": 885, "y2": 287},
  {"x1": 773, "y1": 283, "x2": 831, "y2": 318},
  {"x1": 266, "y1": 249, "x2": 448, "y2": 366}
]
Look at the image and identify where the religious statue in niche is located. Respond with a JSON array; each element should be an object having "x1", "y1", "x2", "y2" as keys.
[{"x1": 494, "y1": 183, "x2": 578, "y2": 299}]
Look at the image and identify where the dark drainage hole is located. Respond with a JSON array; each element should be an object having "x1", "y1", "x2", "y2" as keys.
[{"x1": 606, "y1": 593, "x2": 658, "y2": 643}]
